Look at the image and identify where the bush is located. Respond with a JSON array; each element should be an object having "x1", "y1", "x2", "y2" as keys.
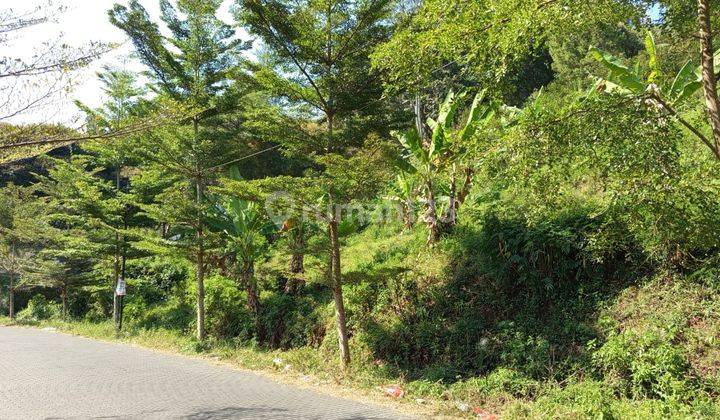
[
  {"x1": 17, "y1": 295, "x2": 60, "y2": 321},
  {"x1": 260, "y1": 292, "x2": 328, "y2": 349},
  {"x1": 451, "y1": 368, "x2": 540, "y2": 401},
  {"x1": 128, "y1": 257, "x2": 190, "y2": 306},
  {"x1": 199, "y1": 275, "x2": 254, "y2": 340},
  {"x1": 504, "y1": 380, "x2": 615, "y2": 419},
  {"x1": 128, "y1": 297, "x2": 194, "y2": 332},
  {"x1": 592, "y1": 327, "x2": 693, "y2": 401},
  {"x1": 495, "y1": 323, "x2": 552, "y2": 379}
]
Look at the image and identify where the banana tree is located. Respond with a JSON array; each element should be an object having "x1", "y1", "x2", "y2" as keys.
[
  {"x1": 393, "y1": 89, "x2": 497, "y2": 243},
  {"x1": 209, "y1": 167, "x2": 272, "y2": 338},
  {"x1": 385, "y1": 173, "x2": 419, "y2": 230},
  {"x1": 591, "y1": 30, "x2": 719, "y2": 159}
]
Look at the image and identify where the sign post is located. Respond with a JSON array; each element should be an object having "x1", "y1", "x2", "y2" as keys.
[{"x1": 114, "y1": 278, "x2": 126, "y2": 331}]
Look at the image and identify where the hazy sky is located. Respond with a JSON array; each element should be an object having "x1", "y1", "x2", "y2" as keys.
[
  {"x1": 4, "y1": 0, "x2": 663, "y2": 127},
  {"x1": 3, "y1": 0, "x2": 235, "y2": 126}
]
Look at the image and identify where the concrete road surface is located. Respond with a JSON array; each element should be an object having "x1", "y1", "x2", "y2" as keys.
[{"x1": 0, "y1": 327, "x2": 413, "y2": 419}]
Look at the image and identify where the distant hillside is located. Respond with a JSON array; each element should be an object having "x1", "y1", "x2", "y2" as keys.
[
  {"x1": 0, "y1": 122, "x2": 79, "y2": 186},
  {"x1": 0, "y1": 144, "x2": 75, "y2": 187}
]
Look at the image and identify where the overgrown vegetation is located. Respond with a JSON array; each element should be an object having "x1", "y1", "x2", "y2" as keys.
[{"x1": 3, "y1": 0, "x2": 720, "y2": 418}]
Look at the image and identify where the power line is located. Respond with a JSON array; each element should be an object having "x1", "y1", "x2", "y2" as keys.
[{"x1": 205, "y1": 144, "x2": 282, "y2": 172}]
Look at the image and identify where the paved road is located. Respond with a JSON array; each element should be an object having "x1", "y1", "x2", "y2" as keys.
[{"x1": 0, "y1": 327, "x2": 412, "y2": 420}]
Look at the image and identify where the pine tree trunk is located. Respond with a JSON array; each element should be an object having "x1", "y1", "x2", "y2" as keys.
[
  {"x1": 114, "y1": 295, "x2": 124, "y2": 330},
  {"x1": 329, "y1": 219, "x2": 351, "y2": 369},
  {"x1": 114, "y1": 247, "x2": 126, "y2": 332},
  {"x1": 118, "y1": 225, "x2": 127, "y2": 331},
  {"x1": 698, "y1": 0, "x2": 720, "y2": 150},
  {"x1": 113, "y1": 290, "x2": 120, "y2": 327},
  {"x1": 61, "y1": 286, "x2": 68, "y2": 318},
  {"x1": 8, "y1": 275, "x2": 14, "y2": 320},
  {"x1": 113, "y1": 292, "x2": 120, "y2": 326},
  {"x1": 194, "y1": 116, "x2": 206, "y2": 341},
  {"x1": 113, "y1": 167, "x2": 122, "y2": 330},
  {"x1": 196, "y1": 178, "x2": 206, "y2": 341}
]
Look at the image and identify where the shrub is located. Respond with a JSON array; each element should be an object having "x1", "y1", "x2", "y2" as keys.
[
  {"x1": 129, "y1": 297, "x2": 194, "y2": 332},
  {"x1": 17, "y1": 295, "x2": 60, "y2": 321},
  {"x1": 504, "y1": 380, "x2": 615, "y2": 419},
  {"x1": 451, "y1": 368, "x2": 540, "y2": 401},
  {"x1": 495, "y1": 323, "x2": 552, "y2": 379},
  {"x1": 260, "y1": 292, "x2": 327, "y2": 349},
  {"x1": 200, "y1": 275, "x2": 254, "y2": 340},
  {"x1": 592, "y1": 327, "x2": 693, "y2": 401}
]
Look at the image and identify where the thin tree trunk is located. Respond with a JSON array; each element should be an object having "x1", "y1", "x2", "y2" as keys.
[
  {"x1": 289, "y1": 251, "x2": 304, "y2": 278},
  {"x1": 442, "y1": 165, "x2": 472, "y2": 230},
  {"x1": 196, "y1": 177, "x2": 206, "y2": 341},
  {"x1": 329, "y1": 218, "x2": 351, "y2": 369},
  {"x1": 61, "y1": 286, "x2": 68, "y2": 318},
  {"x1": 8, "y1": 275, "x2": 14, "y2": 320},
  {"x1": 114, "y1": 293, "x2": 122, "y2": 328},
  {"x1": 322, "y1": 14, "x2": 350, "y2": 366},
  {"x1": 415, "y1": 93, "x2": 429, "y2": 143},
  {"x1": 115, "y1": 240, "x2": 126, "y2": 331},
  {"x1": 326, "y1": 104, "x2": 350, "y2": 367},
  {"x1": 698, "y1": 0, "x2": 720, "y2": 150},
  {"x1": 113, "y1": 288, "x2": 120, "y2": 327},
  {"x1": 118, "y1": 213, "x2": 127, "y2": 331},
  {"x1": 113, "y1": 166, "x2": 122, "y2": 330},
  {"x1": 115, "y1": 295, "x2": 123, "y2": 330},
  {"x1": 425, "y1": 180, "x2": 440, "y2": 244},
  {"x1": 194, "y1": 117, "x2": 206, "y2": 341}
]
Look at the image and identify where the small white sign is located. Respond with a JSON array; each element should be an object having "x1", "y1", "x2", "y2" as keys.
[{"x1": 115, "y1": 279, "x2": 126, "y2": 296}]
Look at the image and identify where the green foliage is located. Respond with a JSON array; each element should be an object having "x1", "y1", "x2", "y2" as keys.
[
  {"x1": 17, "y1": 295, "x2": 60, "y2": 321},
  {"x1": 449, "y1": 368, "x2": 540, "y2": 402},
  {"x1": 505, "y1": 380, "x2": 616, "y2": 419},
  {"x1": 394, "y1": 89, "x2": 497, "y2": 173},
  {"x1": 593, "y1": 328, "x2": 693, "y2": 400},
  {"x1": 591, "y1": 30, "x2": 703, "y2": 106},
  {"x1": 109, "y1": 0, "x2": 248, "y2": 106},
  {"x1": 126, "y1": 296, "x2": 194, "y2": 332},
  {"x1": 259, "y1": 291, "x2": 328, "y2": 349},
  {"x1": 371, "y1": 0, "x2": 643, "y2": 96},
  {"x1": 236, "y1": 0, "x2": 397, "y2": 151},
  {"x1": 5, "y1": 0, "x2": 720, "y2": 417},
  {"x1": 201, "y1": 275, "x2": 254, "y2": 339},
  {"x1": 209, "y1": 168, "x2": 273, "y2": 267},
  {"x1": 0, "y1": 124, "x2": 78, "y2": 165}
]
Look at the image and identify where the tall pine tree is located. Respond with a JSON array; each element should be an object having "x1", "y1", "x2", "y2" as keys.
[
  {"x1": 236, "y1": 0, "x2": 395, "y2": 368},
  {"x1": 110, "y1": 0, "x2": 253, "y2": 340}
]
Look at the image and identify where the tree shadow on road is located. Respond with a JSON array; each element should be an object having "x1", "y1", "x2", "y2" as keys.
[{"x1": 181, "y1": 406, "x2": 289, "y2": 419}]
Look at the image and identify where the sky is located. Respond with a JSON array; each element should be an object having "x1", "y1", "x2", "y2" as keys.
[
  {"x1": 3, "y1": 0, "x2": 664, "y2": 127},
  {"x1": 2, "y1": 0, "x2": 236, "y2": 126}
]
